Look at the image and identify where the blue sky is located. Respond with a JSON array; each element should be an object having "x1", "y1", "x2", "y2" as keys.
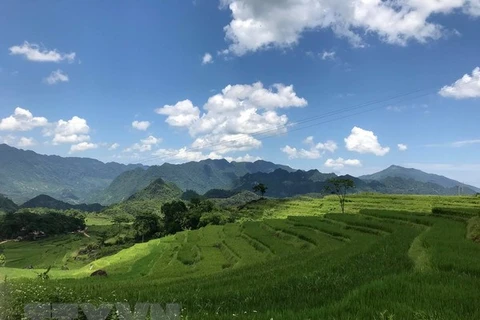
[{"x1": 1, "y1": 0, "x2": 480, "y2": 185}]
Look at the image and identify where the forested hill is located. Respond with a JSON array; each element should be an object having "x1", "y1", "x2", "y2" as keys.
[
  {"x1": 0, "y1": 194, "x2": 18, "y2": 214},
  {"x1": 95, "y1": 159, "x2": 294, "y2": 204},
  {"x1": 232, "y1": 168, "x2": 479, "y2": 198},
  {"x1": 360, "y1": 165, "x2": 480, "y2": 192},
  {"x1": 20, "y1": 195, "x2": 105, "y2": 212},
  {"x1": 0, "y1": 144, "x2": 144, "y2": 204}
]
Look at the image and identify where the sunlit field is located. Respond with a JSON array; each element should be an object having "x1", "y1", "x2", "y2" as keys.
[{"x1": 1, "y1": 194, "x2": 479, "y2": 319}]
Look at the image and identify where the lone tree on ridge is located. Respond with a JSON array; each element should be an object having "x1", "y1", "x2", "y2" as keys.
[{"x1": 324, "y1": 178, "x2": 355, "y2": 214}]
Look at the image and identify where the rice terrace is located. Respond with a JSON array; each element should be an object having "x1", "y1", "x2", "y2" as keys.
[{"x1": 1, "y1": 194, "x2": 480, "y2": 319}]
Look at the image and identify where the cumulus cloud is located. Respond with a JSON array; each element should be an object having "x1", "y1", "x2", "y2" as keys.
[
  {"x1": 9, "y1": 41, "x2": 75, "y2": 63},
  {"x1": 225, "y1": 154, "x2": 262, "y2": 162},
  {"x1": 108, "y1": 143, "x2": 120, "y2": 151},
  {"x1": 202, "y1": 53, "x2": 213, "y2": 65},
  {"x1": 398, "y1": 143, "x2": 408, "y2": 151},
  {"x1": 70, "y1": 142, "x2": 98, "y2": 153},
  {"x1": 0, "y1": 107, "x2": 49, "y2": 131},
  {"x1": 345, "y1": 126, "x2": 390, "y2": 156},
  {"x1": 43, "y1": 69, "x2": 69, "y2": 85},
  {"x1": 156, "y1": 82, "x2": 307, "y2": 155},
  {"x1": 152, "y1": 147, "x2": 222, "y2": 162},
  {"x1": 49, "y1": 116, "x2": 91, "y2": 144},
  {"x1": 281, "y1": 136, "x2": 337, "y2": 159},
  {"x1": 324, "y1": 157, "x2": 362, "y2": 169},
  {"x1": 439, "y1": 67, "x2": 480, "y2": 99},
  {"x1": 220, "y1": 0, "x2": 479, "y2": 55},
  {"x1": 124, "y1": 135, "x2": 162, "y2": 153},
  {"x1": 17, "y1": 137, "x2": 36, "y2": 147},
  {"x1": 155, "y1": 100, "x2": 201, "y2": 127},
  {"x1": 132, "y1": 120, "x2": 151, "y2": 131}
]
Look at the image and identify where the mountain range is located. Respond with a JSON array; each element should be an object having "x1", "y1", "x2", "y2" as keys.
[
  {"x1": 0, "y1": 144, "x2": 479, "y2": 209},
  {"x1": 95, "y1": 159, "x2": 294, "y2": 204},
  {"x1": 0, "y1": 144, "x2": 143, "y2": 204}
]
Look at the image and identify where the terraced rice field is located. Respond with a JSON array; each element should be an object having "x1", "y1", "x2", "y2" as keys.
[{"x1": 2, "y1": 199, "x2": 480, "y2": 319}]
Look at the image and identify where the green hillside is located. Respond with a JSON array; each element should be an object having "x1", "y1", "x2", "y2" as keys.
[
  {"x1": 361, "y1": 165, "x2": 480, "y2": 192},
  {"x1": 126, "y1": 178, "x2": 182, "y2": 202},
  {"x1": 97, "y1": 159, "x2": 293, "y2": 204},
  {"x1": 0, "y1": 194, "x2": 18, "y2": 214},
  {"x1": 21, "y1": 194, "x2": 105, "y2": 212},
  {"x1": 0, "y1": 144, "x2": 143, "y2": 204},
  {"x1": 2, "y1": 196, "x2": 480, "y2": 319}
]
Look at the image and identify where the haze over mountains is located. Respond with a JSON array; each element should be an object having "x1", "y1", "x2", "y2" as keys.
[{"x1": 0, "y1": 144, "x2": 478, "y2": 207}]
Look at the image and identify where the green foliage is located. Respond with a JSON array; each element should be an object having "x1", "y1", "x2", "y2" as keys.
[
  {"x1": 127, "y1": 178, "x2": 182, "y2": 202},
  {"x1": 0, "y1": 211, "x2": 85, "y2": 240},
  {"x1": 133, "y1": 213, "x2": 161, "y2": 242},
  {"x1": 0, "y1": 194, "x2": 18, "y2": 214},
  {"x1": 21, "y1": 194, "x2": 104, "y2": 212},
  {"x1": 161, "y1": 201, "x2": 189, "y2": 234},
  {"x1": 252, "y1": 183, "x2": 268, "y2": 197}
]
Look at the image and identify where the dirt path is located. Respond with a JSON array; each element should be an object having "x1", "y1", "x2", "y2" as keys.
[{"x1": 0, "y1": 240, "x2": 11, "y2": 245}]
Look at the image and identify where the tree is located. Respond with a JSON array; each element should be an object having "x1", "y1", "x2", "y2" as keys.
[
  {"x1": 324, "y1": 178, "x2": 355, "y2": 214},
  {"x1": 161, "y1": 201, "x2": 189, "y2": 235},
  {"x1": 133, "y1": 213, "x2": 161, "y2": 242},
  {"x1": 253, "y1": 183, "x2": 268, "y2": 198}
]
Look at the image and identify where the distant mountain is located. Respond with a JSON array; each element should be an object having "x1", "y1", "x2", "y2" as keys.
[
  {"x1": 96, "y1": 159, "x2": 294, "y2": 204},
  {"x1": 127, "y1": 178, "x2": 182, "y2": 202},
  {"x1": 0, "y1": 194, "x2": 18, "y2": 214},
  {"x1": 232, "y1": 168, "x2": 478, "y2": 197},
  {"x1": 21, "y1": 194, "x2": 105, "y2": 212},
  {"x1": 361, "y1": 165, "x2": 480, "y2": 193},
  {"x1": 233, "y1": 169, "x2": 351, "y2": 197},
  {"x1": 0, "y1": 144, "x2": 144, "y2": 204}
]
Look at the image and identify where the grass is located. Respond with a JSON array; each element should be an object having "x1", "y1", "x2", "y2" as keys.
[{"x1": 1, "y1": 194, "x2": 480, "y2": 319}]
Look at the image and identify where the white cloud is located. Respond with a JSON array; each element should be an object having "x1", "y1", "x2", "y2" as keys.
[
  {"x1": 0, "y1": 107, "x2": 48, "y2": 131},
  {"x1": 426, "y1": 139, "x2": 480, "y2": 148},
  {"x1": 155, "y1": 100, "x2": 200, "y2": 127},
  {"x1": 152, "y1": 147, "x2": 222, "y2": 162},
  {"x1": 225, "y1": 154, "x2": 262, "y2": 162},
  {"x1": 451, "y1": 139, "x2": 480, "y2": 147},
  {"x1": 124, "y1": 135, "x2": 162, "y2": 153},
  {"x1": 0, "y1": 135, "x2": 36, "y2": 148},
  {"x1": 345, "y1": 126, "x2": 390, "y2": 156},
  {"x1": 17, "y1": 137, "x2": 36, "y2": 147},
  {"x1": 398, "y1": 143, "x2": 408, "y2": 151},
  {"x1": 202, "y1": 53, "x2": 214, "y2": 65},
  {"x1": 321, "y1": 50, "x2": 336, "y2": 60},
  {"x1": 157, "y1": 82, "x2": 307, "y2": 155},
  {"x1": 281, "y1": 137, "x2": 337, "y2": 159},
  {"x1": 132, "y1": 120, "x2": 151, "y2": 131},
  {"x1": 70, "y1": 142, "x2": 98, "y2": 153},
  {"x1": 108, "y1": 143, "x2": 120, "y2": 151},
  {"x1": 439, "y1": 67, "x2": 480, "y2": 99},
  {"x1": 9, "y1": 41, "x2": 75, "y2": 63},
  {"x1": 50, "y1": 116, "x2": 91, "y2": 144},
  {"x1": 324, "y1": 157, "x2": 362, "y2": 169},
  {"x1": 221, "y1": 0, "x2": 479, "y2": 56},
  {"x1": 43, "y1": 69, "x2": 69, "y2": 85}
]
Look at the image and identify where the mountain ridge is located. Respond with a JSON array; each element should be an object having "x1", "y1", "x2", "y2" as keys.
[
  {"x1": 360, "y1": 165, "x2": 480, "y2": 192},
  {"x1": 0, "y1": 143, "x2": 145, "y2": 204}
]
